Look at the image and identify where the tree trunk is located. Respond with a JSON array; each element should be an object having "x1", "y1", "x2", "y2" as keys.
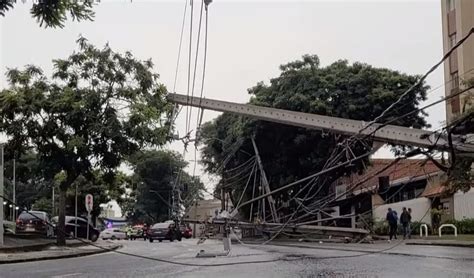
[{"x1": 57, "y1": 187, "x2": 67, "y2": 246}]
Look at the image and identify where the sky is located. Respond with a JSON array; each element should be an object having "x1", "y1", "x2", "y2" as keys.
[{"x1": 0, "y1": 0, "x2": 448, "y2": 214}]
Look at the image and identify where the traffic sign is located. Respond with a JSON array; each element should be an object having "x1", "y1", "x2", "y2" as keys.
[{"x1": 85, "y1": 194, "x2": 93, "y2": 212}]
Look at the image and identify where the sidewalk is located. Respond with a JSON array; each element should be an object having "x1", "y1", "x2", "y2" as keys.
[
  {"x1": 0, "y1": 235, "x2": 88, "y2": 253},
  {"x1": 0, "y1": 241, "x2": 121, "y2": 264}
]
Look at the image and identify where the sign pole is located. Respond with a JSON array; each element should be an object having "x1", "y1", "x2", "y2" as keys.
[
  {"x1": 85, "y1": 194, "x2": 93, "y2": 241},
  {"x1": 87, "y1": 212, "x2": 90, "y2": 241}
]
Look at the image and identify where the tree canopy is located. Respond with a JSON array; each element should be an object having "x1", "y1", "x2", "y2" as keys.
[
  {"x1": 199, "y1": 55, "x2": 430, "y2": 219},
  {"x1": 0, "y1": 37, "x2": 172, "y2": 244},
  {"x1": 125, "y1": 150, "x2": 204, "y2": 225},
  {"x1": 0, "y1": 0, "x2": 94, "y2": 28}
]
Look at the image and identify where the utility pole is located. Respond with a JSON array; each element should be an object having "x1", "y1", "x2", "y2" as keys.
[
  {"x1": 251, "y1": 137, "x2": 279, "y2": 223},
  {"x1": 12, "y1": 158, "x2": 15, "y2": 220},
  {"x1": 0, "y1": 144, "x2": 4, "y2": 246},
  {"x1": 75, "y1": 184, "x2": 78, "y2": 237},
  {"x1": 52, "y1": 186, "x2": 55, "y2": 217}
]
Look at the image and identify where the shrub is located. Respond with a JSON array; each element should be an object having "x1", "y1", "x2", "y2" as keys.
[
  {"x1": 443, "y1": 218, "x2": 474, "y2": 234},
  {"x1": 372, "y1": 220, "x2": 389, "y2": 235},
  {"x1": 372, "y1": 219, "x2": 431, "y2": 236},
  {"x1": 410, "y1": 221, "x2": 432, "y2": 235}
]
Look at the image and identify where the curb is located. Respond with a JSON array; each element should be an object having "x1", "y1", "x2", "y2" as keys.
[
  {"x1": 0, "y1": 243, "x2": 54, "y2": 253},
  {"x1": 243, "y1": 241, "x2": 474, "y2": 261},
  {"x1": 406, "y1": 242, "x2": 474, "y2": 248},
  {"x1": 0, "y1": 241, "x2": 89, "y2": 253},
  {"x1": 0, "y1": 244, "x2": 121, "y2": 265}
]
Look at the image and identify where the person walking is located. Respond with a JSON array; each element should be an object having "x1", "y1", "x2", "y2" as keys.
[
  {"x1": 407, "y1": 208, "x2": 413, "y2": 239},
  {"x1": 400, "y1": 207, "x2": 412, "y2": 239},
  {"x1": 386, "y1": 208, "x2": 398, "y2": 242}
]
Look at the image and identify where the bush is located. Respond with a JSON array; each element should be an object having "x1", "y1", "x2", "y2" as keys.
[
  {"x1": 372, "y1": 219, "x2": 431, "y2": 236},
  {"x1": 372, "y1": 220, "x2": 389, "y2": 235},
  {"x1": 443, "y1": 218, "x2": 474, "y2": 234}
]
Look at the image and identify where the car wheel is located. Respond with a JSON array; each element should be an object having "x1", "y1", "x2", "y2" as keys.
[
  {"x1": 90, "y1": 233, "x2": 99, "y2": 242},
  {"x1": 178, "y1": 237, "x2": 182, "y2": 242},
  {"x1": 111, "y1": 235, "x2": 117, "y2": 240},
  {"x1": 159, "y1": 239, "x2": 162, "y2": 242},
  {"x1": 149, "y1": 238, "x2": 154, "y2": 243}
]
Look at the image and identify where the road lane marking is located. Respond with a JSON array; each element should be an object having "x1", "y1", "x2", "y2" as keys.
[{"x1": 50, "y1": 273, "x2": 83, "y2": 278}]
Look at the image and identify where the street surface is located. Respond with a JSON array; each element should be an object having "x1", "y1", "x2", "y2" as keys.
[{"x1": 1, "y1": 238, "x2": 474, "y2": 278}]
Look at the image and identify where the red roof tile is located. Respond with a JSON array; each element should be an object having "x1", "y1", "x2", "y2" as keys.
[
  {"x1": 421, "y1": 183, "x2": 446, "y2": 197},
  {"x1": 339, "y1": 159, "x2": 442, "y2": 192}
]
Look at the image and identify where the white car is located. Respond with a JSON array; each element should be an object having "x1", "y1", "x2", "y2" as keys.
[{"x1": 100, "y1": 228, "x2": 127, "y2": 240}]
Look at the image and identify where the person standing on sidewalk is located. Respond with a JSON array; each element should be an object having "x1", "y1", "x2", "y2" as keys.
[
  {"x1": 386, "y1": 208, "x2": 398, "y2": 242},
  {"x1": 407, "y1": 208, "x2": 413, "y2": 239},
  {"x1": 400, "y1": 207, "x2": 412, "y2": 239}
]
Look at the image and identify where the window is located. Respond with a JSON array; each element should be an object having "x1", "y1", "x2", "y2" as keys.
[
  {"x1": 449, "y1": 34, "x2": 456, "y2": 49},
  {"x1": 19, "y1": 212, "x2": 45, "y2": 220},
  {"x1": 451, "y1": 72, "x2": 459, "y2": 91},
  {"x1": 335, "y1": 184, "x2": 346, "y2": 199},
  {"x1": 447, "y1": 0, "x2": 455, "y2": 11}
]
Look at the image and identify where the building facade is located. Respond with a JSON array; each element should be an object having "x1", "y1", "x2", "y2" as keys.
[{"x1": 441, "y1": 0, "x2": 474, "y2": 123}]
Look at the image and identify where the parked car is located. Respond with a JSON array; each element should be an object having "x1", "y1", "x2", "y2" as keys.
[
  {"x1": 100, "y1": 228, "x2": 127, "y2": 240},
  {"x1": 180, "y1": 225, "x2": 192, "y2": 239},
  {"x1": 127, "y1": 225, "x2": 146, "y2": 240},
  {"x1": 148, "y1": 222, "x2": 182, "y2": 243},
  {"x1": 51, "y1": 216, "x2": 100, "y2": 242},
  {"x1": 16, "y1": 211, "x2": 54, "y2": 237}
]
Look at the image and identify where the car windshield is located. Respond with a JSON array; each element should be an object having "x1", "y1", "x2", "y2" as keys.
[
  {"x1": 152, "y1": 223, "x2": 170, "y2": 229},
  {"x1": 18, "y1": 212, "x2": 45, "y2": 220}
]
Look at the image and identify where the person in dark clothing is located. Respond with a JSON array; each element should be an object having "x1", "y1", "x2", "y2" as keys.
[
  {"x1": 407, "y1": 208, "x2": 413, "y2": 239},
  {"x1": 386, "y1": 208, "x2": 398, "y2": 242},
  {"x1": 400, "y1": 207, "x2": 412, "y2": 239}
]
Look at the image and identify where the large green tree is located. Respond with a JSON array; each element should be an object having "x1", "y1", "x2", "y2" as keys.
[
  {"x1": 126, "y1": 150, "x2": 204, "y2": 225},
  {"x1": 200, "y1": 55, "x2": 430, "y2": 219},
  {"x1": 0, "y1": 38, "x2": 172, "y2": 245},
  {"x1": 2, "y1": 152, "x2": 54, "y2": 212},
  {"x1": 0, "y1": 0, "x2": 94, "y2": 28}
]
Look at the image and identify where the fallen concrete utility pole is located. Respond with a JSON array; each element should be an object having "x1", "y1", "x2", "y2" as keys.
[{"x1": 167, "y1": 93, "x2": 474, "y2": 153}]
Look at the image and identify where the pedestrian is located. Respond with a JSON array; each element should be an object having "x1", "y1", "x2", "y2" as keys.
[
  {"x1": 431, "y1": 205, "x2": 443, "y2": 235},
  {"x1": 400, "y1": 207, "x2": 412, "y2": 239},
  {"x1": 393, "y1": 210, "x2": 398, "y2": 239},
  {"x1": 386, "y1": 208, "x2": 398, "y2": 242},
  {"x1": 407, "y1": 208, "x2": 413, "y2": 239}
]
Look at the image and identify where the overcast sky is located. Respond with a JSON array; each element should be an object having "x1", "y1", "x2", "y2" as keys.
[{"x1": 1, "y1": 0, "x2": 448, "y2": 206}]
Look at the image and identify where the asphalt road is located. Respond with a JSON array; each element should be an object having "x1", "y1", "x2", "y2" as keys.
[{"x1": 1, "y1": 238, "x2": 474, "y2": 278}]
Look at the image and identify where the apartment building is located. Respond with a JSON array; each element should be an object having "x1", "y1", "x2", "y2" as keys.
[{"x1": 441, "y1": 0, "x2": 474, "y2": 123}]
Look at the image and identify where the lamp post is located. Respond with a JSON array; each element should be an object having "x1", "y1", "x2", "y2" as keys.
[{"x1": 12, "y1": 158, "x2": 15, "y2": 220}]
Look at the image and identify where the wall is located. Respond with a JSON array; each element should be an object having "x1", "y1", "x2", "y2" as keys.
[
  {"x1": 373, "y1": 197, "x2": 432, "y2": 225},
  {"x1": 454, "y1": 188, "x2": 474, "y2": 220}
]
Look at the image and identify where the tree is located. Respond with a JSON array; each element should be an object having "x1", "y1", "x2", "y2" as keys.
[
  {"x1": 63, "y1": 171, "x2": 129, "y2": 222},
  {"x1": 127, "y1": 150, "x2": 204, "y2": 224},
  {"x1": 2, "y1": 152, "x2": 54, "y2": 211},
  {"x1": 0, "y1": 0, "x2": 94, "y2": 28},
  {"x1": 200, "y1": 55, "x2": 430, "y2": 219},
  {"x1": 0, "y1": 37, "x2": 172, "y2": 245}
]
